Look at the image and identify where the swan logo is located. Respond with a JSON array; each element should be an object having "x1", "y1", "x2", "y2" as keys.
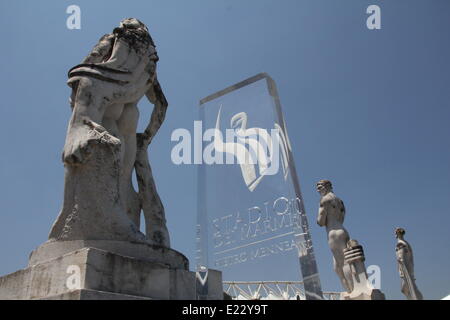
[
  {"x1": 170, "y1": 106, "x2": 292, "y2": 192},
  {"x1": 214, "y1": 106, "x2": 291, "y2": 192}
]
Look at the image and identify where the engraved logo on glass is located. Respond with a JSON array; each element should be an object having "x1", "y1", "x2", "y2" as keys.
[
  {"x1": 197, "y1": 73, "x2": 323, "y2": 300},
  {"x1": 214, "y1": 106, "x2": 291, "y2": 192}
]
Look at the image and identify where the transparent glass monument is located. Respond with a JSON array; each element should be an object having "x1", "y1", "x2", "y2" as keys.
[{"x1": 196, "y1": 73, "x2": 323, "y2": 300}]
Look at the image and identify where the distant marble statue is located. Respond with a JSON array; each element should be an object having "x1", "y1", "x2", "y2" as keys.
[
  {"x1": 395, "y1": 228, "x2": 423, "y2": 300},
  {"x1": 316, "y1": 180, "x2": 352, "y2": 292},
  {"x1": 49, "y1": 18, "x2": 170, "y2": 246}
]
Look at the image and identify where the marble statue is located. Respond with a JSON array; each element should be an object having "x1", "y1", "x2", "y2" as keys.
[
  {"x1": 395, "y1": 227, "x2": 423, "y2": 300},
  {"x1": 316, "y1": 180, "x2": 352, "y2": 292},
  {"x1": 49, "y1": 18, "x2": 170, "y2": 246},
  {"x1": 316, "y1": 180, "x2": 385, "y2": 300}
]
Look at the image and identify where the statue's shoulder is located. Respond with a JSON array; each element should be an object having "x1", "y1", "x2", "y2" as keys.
[
  {"x1": 321, "y1": 193, "x2": 334, "y2": 205},
  {"x1": 396, "y1": 240, "x2": 408, "y2": 250},
  {"x1": 332, "y1": 194, "x2": 344, "y2": 205}
]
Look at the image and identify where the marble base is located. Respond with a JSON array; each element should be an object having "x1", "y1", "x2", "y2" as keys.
[
  {"x1": 0, "y1": 245, "x2": 223, "y2": 300},
  {"x1": 29, "y1": 240, "x2": 189, "y2": 269},
  {"x1": 340, "y1": 288, "x2": 386, "y2": 300}
]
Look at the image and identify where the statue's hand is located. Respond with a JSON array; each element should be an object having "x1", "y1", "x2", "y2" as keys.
[
  {"x1": 62, "y1": 125, "x2": 94, "y2": 165},
  {"x1": 62, "y1": 121, "x2": 114, "y2": 166}
]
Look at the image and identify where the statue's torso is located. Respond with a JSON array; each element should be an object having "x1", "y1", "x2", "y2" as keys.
[
  {"x1": 322, "y1": 193, "x2": 349, "y2": 248},
  {"x1": 396, "y1": 239, "x2": 415, "y2": 278}
]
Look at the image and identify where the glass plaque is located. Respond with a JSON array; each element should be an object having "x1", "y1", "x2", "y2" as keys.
[{"x1": 196, "y1": 73, "x2": 323, "y2": 300}]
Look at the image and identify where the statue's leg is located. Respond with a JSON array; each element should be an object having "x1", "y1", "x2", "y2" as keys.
[
  {"x1": 141, "y1": 159, "x2": 170, "y2": 247},
  {"x1": 135, "y1": 134, "x2": 171, "y2": 247},
  {"x1": 117, "y1": 102, "x2": 141, "y2": 228},
  {"x1": 330, "y1": 231, "x2": 352, "y2": 293},
  {"x1": 414, "y1": 285, "x2": 423, "y2": 300},
  {"x1": 332, "y1": 251, "x2": 351, "y2": 293},
  {"x1": 401, "y1": 278, "x2": 411, "y2": 299}
]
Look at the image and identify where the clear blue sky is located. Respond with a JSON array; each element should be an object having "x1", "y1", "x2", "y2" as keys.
[{"x1": 0, "y1": 0, "x2": 449, "y2": 299}]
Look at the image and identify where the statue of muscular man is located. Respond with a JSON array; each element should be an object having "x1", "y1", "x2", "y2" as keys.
[{"x1": 316, "y1": 180, "x2": 352, "y2": 292}]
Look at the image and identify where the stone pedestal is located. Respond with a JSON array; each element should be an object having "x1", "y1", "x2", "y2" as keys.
[
  {"x1": 0, "y1": 242, "x2": 223, "y2": 300},
  {"x1": 340, "y1": 240, "x2": 385, "y2": 300}
]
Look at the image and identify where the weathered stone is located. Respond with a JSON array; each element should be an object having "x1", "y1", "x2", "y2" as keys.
[
  {"x1": 29, "y1": 240, "x2": 189, "y2": 270},
  {"x1": 51, "y1": 18, "x2": 169, "y2": 246},
  {"x1": 204, "y1": 269, "x2": 224, "y2": 300},
  {"x1": 0, "y1": 247, "x2": 221, "y2": 300},
  {"x1": 0, "y1": 18, "x2": 223, "y2": 300},
  {"x1": 43, "y1": 289, "x2": 152, "y2": 300}
]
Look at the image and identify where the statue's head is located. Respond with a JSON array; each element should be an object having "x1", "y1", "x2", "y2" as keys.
[
  {"x1": 395, "y1": 227, "x2": 405, "y2": 239},
  {"x1": 316, "y1": 179, "x2": 332, "y2": 195},
  {"x1": 118, "y1": 18, "x2": 148, "y2": 32},
  {"x1": 113, "y1": 18, "x2": 158, "y2": 60}
]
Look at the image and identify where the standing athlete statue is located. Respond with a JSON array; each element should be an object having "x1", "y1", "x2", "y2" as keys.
[
  {"x1": 316, "y1": 180, "x2": 352, "y2": 293},
  {"x1": 395, "y1": 227, "x2": 423, "y2": 300}
]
